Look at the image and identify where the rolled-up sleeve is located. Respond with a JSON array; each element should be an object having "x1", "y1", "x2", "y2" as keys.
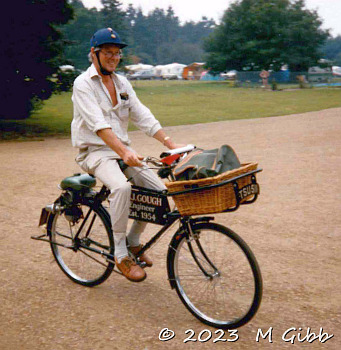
[
  {"x1": 126, "y1": 83, "x2": 162, "y2": 137},
  {"x1": 72, "y1": 80, "x2": 111, "y2": 133}
]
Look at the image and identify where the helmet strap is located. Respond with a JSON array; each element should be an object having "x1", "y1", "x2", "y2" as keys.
[{"x1": 95, "y1": 51, "x2": 111, "y2": 76}]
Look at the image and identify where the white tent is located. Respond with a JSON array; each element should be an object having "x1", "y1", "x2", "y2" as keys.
[
  {"x1": 157, "y1": 63, "x2": 186, "y2": 79},
  {"x1": 153, "y1": 65, "x2": 165, "y2": 77},
  {"x1": 125, "y1": 64, "x2": 154, "y2": 73}
]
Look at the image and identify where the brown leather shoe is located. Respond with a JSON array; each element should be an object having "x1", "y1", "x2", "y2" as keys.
[
  {"x1": 130, "y1": 245, "x2": 153, "y2": 267},
  {"x1": 115, "y1": 256, "x2": 146, "y2": 282}
]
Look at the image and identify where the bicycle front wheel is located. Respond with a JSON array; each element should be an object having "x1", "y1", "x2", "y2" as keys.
[
  {"x1": 47, "y1": 199, "x2": 114, "y2": 287},
  {"x1": 167, "y1": 222, "x2": 262, "y2": 329}
]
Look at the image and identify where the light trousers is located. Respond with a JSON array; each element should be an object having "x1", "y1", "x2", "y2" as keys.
[{"x1": 76, "y1": 146, "x2": 166, "y2": 258}]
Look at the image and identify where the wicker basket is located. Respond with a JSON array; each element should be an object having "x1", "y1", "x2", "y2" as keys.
[{"x1": 165, "y1": 163, "x2": 258, "y2": 216}]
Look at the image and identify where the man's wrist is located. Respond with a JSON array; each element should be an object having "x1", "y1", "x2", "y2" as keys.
[
  {"x1": 164, "y1": 136, "x2": 175, "y2": 149},
  {"x1": 163, "y1": 136, "x2": 170, "y2": 145}
]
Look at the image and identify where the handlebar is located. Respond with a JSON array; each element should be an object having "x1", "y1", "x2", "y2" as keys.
[
  {"x1": 145, "y1": 144, "x2": 196, "y2": 167},
  {"x1": 119, "y1": 144, "x2": 196, "y2": 171},
  {"x1": 159, "y1": 144, "x2": 196, "y2": 158}
]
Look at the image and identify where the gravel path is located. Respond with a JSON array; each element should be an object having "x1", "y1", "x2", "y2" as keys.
[{"x1": 0, "y1": 108, "x2": 340, "y2": 349}]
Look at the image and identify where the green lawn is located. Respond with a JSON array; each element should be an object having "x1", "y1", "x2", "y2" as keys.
[{"x1": 1, "y1": 80, "x2": 341, "y2": 140}]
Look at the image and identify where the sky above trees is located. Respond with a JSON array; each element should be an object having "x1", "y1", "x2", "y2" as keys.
[{"x1": 81, "y1": 0, "x2": 341, "y2": 37}]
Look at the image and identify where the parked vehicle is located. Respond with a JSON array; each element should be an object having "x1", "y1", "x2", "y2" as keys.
[
  {"x1": 128, "y1": 69, "x2": 157, "y2": 80},
  {"x1": 220, "y1": 70, "x2": 237, "y2": 80}
]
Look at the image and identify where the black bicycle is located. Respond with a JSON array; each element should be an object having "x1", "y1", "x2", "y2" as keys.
[{"x1": 32, "y1": 145, "x2": 263, "y2": 329}]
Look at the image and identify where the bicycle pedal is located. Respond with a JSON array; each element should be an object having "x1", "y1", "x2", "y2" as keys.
[{"x1": 137, "y1": 260, "x2": 147, "y2": 269}]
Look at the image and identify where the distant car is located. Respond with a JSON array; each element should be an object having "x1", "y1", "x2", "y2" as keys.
[
  {"x1": 220, "y1": 70, "x2": 237, "y2": 80},
  {"x1": 128, "y1": 69, "x2": 157, "y2": 80},
  {"x1": 308, "y1": 66, "x2": 332, "y2": 74}
]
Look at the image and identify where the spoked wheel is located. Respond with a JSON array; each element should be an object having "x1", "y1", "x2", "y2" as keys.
[
  {"x1": 167, "y1": 222, "x2": 262, "y2": 329},
  {"x1": 47, "y1": 200, "x2": 114, "y2": 287}
]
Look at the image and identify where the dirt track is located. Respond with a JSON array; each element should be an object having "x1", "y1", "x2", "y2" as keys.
[{"x1": 0, "y1": 108, "x2": 340, "y2": 349}]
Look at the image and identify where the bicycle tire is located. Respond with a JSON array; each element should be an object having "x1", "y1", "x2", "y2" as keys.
[
  {"x1": 167, "y1": 222, "x2": 262, "y2": 329},
  {"x1": 47, "y1": 199, "x2": 114, "y2": 287}
]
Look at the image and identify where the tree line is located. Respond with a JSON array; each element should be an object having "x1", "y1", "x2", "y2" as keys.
[
  {"x1": 64, "y1": 0, "x2": 341, "y2": 72},
  {"x1": 62, "y1": 0, "x2": 216, "y2": 70},
  {"x1": 59, "y1": 0, "x2": 341, "y2": 73}
]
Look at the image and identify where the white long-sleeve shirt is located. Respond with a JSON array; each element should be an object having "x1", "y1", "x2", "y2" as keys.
[{"x1": 71, "y1": 64, "x2": 162, "y2": 150}]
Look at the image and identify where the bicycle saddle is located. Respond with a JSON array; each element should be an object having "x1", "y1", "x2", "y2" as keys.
[{"x1": 60, "y1": 173, "x2": 96, "y2": 191}]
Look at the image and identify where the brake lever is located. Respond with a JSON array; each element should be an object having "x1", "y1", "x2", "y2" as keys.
[{"x1": 143, "y1": 156, "x2": 163, "y2": 167}]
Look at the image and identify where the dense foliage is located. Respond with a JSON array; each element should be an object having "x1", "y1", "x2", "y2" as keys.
[
  {"x1": 61, "y1": 0, "x2": 216, "y2": 70},
  {"x1": 1, "y1": 0, "x2": 73, "y2": 120},
  {"x1": 204, "y1": 0, "x2": 329, "y2": 72}
]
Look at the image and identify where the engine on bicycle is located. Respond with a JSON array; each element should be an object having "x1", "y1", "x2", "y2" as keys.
[
  {"x1": 58, "y1": 190, "x2": 84, "y2": 225},
  {"x1": 64, "y1": 204, "x2": 84, "y2": 224}
]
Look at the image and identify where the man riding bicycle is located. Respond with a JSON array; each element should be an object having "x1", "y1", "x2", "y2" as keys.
[{"x1": 71, "y1": 27, "x2": 183, "y2": 282}]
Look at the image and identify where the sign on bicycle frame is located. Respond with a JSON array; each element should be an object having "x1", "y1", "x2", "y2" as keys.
[{"x1": 129, "y1": 186, "x2": 170, "y2": 225}]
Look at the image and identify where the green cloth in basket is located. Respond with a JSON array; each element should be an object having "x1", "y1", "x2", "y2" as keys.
[{"x1": 173, "y1": 145, "x2": 241, "y2": 181}]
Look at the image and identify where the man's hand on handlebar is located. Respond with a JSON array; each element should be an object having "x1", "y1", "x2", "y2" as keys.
[
  {"x1": 122, "y1": 150, "x2": 144, "y2": 167},
  {"x1": 122, "y1": 145, "x2": 196, "y2": 169}
]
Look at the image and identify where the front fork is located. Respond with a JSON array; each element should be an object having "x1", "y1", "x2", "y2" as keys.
[
  {"x1": 167, "y1": 216, "x2": 217, "y2": 289},
  {"x1": 182, "y1": 217, "x2": 220, "y2": 279}
]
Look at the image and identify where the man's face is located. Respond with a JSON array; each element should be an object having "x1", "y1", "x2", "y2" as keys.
[{"x1": 96, "y1": 44, "x2": 121, "y2": 72}]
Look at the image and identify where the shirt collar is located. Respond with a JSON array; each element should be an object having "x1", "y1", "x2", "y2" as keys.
[
  {"x1": 89, "y1": 64, "x2": 122, "y2": 89},
  {"x1": 89, "y1": 64, "x2": 99, "y2": 78}
]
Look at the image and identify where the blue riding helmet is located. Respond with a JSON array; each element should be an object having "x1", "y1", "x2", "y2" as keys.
[
  {"x1": 90, "y1": 27, "x2": 127, "y2": 75},
  {"x1": 90, "y1": 27, "x2": 127, "y2": 49}
]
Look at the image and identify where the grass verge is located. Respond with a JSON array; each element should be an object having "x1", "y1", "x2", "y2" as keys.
[{"x1": 1, "y1": 81, "x2": 341, "y2": 141}]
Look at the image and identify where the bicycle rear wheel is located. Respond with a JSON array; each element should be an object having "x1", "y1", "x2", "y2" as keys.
[
  {"x1": 47, "y1": 199, "x2": 114, "y2": 287},
  {"x1": 167, "y1": 222, "x2": 262, "y2": 329}
]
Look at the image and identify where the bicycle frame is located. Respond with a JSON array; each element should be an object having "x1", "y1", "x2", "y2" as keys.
[
  {"x1": 68, "y1": 185, "x2": 202, "y2": 265},
  {"x1": 68, "y1": 202, "x2": 216, "y2": 278},
  {"x1": 72, "y1": 166, "x2": 260, "y2": 266},
  {"x1": 33, "y1": 166, "x2": 261, "y2": 250}
]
